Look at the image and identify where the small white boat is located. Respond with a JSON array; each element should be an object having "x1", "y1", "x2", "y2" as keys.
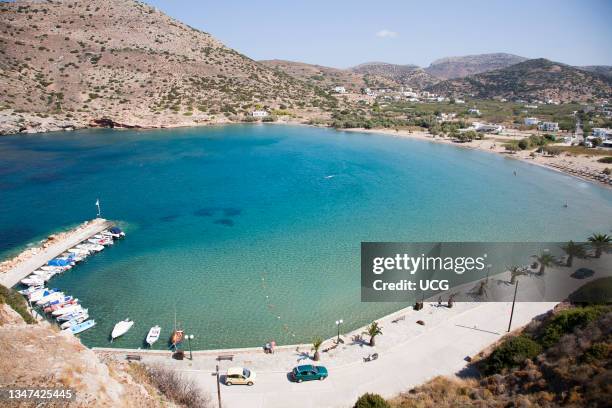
[
  {"x1": 19, "y1": 285, "x2": 45, "y2": 296},
  {"x1": 88, "y1": 238, "x2": 113, "y2": 246},
  {"x1": 35, "y1": 291, "x2": 65, "y2": 305},
  {"x1": 60, "y1": 313, "x2": 90, "y2": 329},
  {"x1": 146, "y1": 325, "x2": 161, "y2": 346},
  {"x1": 41, "y1": 265, "x2": 69, "y2": 272},
  {"x1": 28, "y1": 288, "x2": 56, "y2": 302},
  {"x1": 21, "y1": 276, "x2": 46, "y2": 286},
  {"x1": 77, "y1": 243, "x2": 104, "y2": 252},
  {"x1": 52, "y1": 303, "x2": 82, "y2": 317},
  {"x1": 69, "y1": 247, "x2": 91, "y2": 255},
  {"x1": 111, "y1": 319, "x2": 134, "y2": 341},
  {"x1": 57, "y1": 308, "x2": 88, "y2": 322},
  {"x1": 64, "y1": 319, "x2": 96, "y2": 335}
]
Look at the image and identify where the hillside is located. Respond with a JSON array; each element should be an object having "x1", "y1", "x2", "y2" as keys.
[
  {"x1": 427, "y1": 58, "x2": 612, "y2": 102},
  {"x1": 579, "y1": 65, "x2": 612, "y2": 79},
  {"x1": 424, "y1": 52, "x2": 527, "y2": 79},
  {"x1": 350, "y1": 62, "x2": 439, "y2": 89},
  {"x1": 0, "y1": 0, "x2": 335, "y2": 134}
]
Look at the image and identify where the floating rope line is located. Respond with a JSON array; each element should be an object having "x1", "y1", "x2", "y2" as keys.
[{"x1": 261, "y1": 273, "x2": 298, "y2": 339}]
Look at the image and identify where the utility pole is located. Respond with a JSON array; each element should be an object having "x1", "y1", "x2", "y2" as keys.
[
  {"x1": 508, "y1": 280, "x2": 519, "y2": 332},
  {"x1": 216, "y1": 364, "x2": 222, "y2": 408}
]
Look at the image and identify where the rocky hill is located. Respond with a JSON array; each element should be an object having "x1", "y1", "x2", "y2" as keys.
[
  {"x1": 349, "y1": 62, "x2": 440, "y2": 89},
  {"x1": 424, "y1": 52, "x2": 528, "y2": 79},
  {"x1": 0, "y1": 0, "x2": 335, "y2": 134},
  {"x1": 579, "y1": 65, "x2": 612, "y2": 79},
  {"x1": 427, "y1": 58, "x2": 612, "y2": 102}
]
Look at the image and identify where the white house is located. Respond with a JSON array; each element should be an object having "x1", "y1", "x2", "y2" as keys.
[
  {"x1": 252, "y1": 110, "x2": 269, "y2": 118},
  {"x1": 455, "y1": 99, "x2": 466, "y2": 104},
  {"x1": 468, "y1": 108, "x2": 481, "y2": 115},
  {"x1": 473, "y1": 122, "x2": 503, "y2": 134},
  {"x1": 538, "y1": 122, "x2": 559, "y2": 132},
  {"x1": 524, "y1": 117, "x2": 539, "y2": 126},
  {"x1": 592, "y1": 128, "x2": 612, "y2": 138},
  {"x1": 333, "y1": 86, "x2": 347, "y2": 94}
]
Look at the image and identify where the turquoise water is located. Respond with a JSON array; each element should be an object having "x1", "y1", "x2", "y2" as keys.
[{"x1": 1, "y1": 124, "x2": 611, "y2": 349}]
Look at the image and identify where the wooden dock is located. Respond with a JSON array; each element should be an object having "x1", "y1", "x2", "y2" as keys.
[{"x1": 0, "y1": 218, "x2": 113, "y2": 288}]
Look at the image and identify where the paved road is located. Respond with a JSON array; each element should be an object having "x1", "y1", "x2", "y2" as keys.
[{"x1": 0, "y1": 218, "x2": 112, "y2": 287}]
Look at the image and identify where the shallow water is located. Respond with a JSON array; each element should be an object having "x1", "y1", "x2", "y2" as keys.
[{"x1": 1, "y1": 124, "x2": 611, "y2": 349}]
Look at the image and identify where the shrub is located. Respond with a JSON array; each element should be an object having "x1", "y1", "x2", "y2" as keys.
[
  {"x1": 538, "y1": 306, "x2": 606, "y2": 348},
  {"x1": 146, "y1": 365, "x2": 211, "y2": 408},
  {"x1": 482, "y1": 335, "x2": 542, "y2": 374},
  {"x1": 581, "y1": 342, "x2": 609, "y2": 363},
  {"x1": 0, "y1": 284, "x2": 36, "y2": 324},
  {"x1": 569, "y1": 277, "x2": 612, "y2": 304},
  {"x1": 518, "y1": 139, "x2": 529, "y2": 150},
  {"x1": 354, "y1": 393, "x2": 390, "y2": 408},
  {"x1": 597, "y1": 156, "x2": 612, "y2": 164}
]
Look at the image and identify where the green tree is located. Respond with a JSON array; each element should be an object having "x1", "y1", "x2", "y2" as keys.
[
  {"x1": 588, "y1": 233, "x2": 611, "y2": 258},
  {"x1": 561, "y1": 241, "x2": 586, "y2": 267},
  {"x1": 533, "y1": 252, "x2": 555, "y2": 275},
  {"x1": 354, "y1": 393, "x2": 390, "y2": 408},
  {"x1": 364, "y1": 321, "x2": 383, "y2": 347}
]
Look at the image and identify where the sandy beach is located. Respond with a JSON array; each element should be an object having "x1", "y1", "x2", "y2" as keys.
[{"x1": 342, "y1": 128, "x2": 612, "y2": 189}]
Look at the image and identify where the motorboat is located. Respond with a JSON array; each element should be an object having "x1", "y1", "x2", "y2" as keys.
[
  {"x1": 69, "y1": 247, "x2": 91, "y2": 256},
  {"x1": 77, "y1": 243, "x2": 104, "y2": 252},
  {"x1": 41, "y1": 265, "x2": 69, "y2": 272},
  {"x1": 60, "y1": 313, "x2": 90, "y2": 329},
  {"x1": 64, "y1": 319, "x2": 96, "y2": 335},
  {"x1": 88, "y1": 237, "x2": 113, "y2": 246},
  {"x1": 19, "y1": 285, "x2": 45, "y2": 296},
  {"x1": 35, "y1": 291, "x2": 65, "y2": 305},
  {"x1": 57, "y1": 308, "x2": 88, "y2": 322},
  {"x1": 146, "y1": 325, "x2": 161, "y2": 346},
  {"x1": 28, "y1": 288, "x2": 58, "y2": 302},
  {"x1": 111, "y1": 319, "x2": 134, "y2": 341},
  {"x1": 52, "y1": 303, "x2": 82, "y2": 317},
  {"x1": 43, "y1": 299, "x2": 78, "y2": 313},
  {"x1": 106, "y1": 227, "x2": 125, "y2": 238},
  {"x1": 21, "y1": 276, "x2": 46, "y2": 286}
]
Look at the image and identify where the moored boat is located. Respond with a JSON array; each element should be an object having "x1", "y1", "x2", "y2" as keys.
[
  {"x1": 52, "y1": 303, "x2": 82, "y2": 317},
  {"x1": 60, "y1": 313, "x2": 89, "y2": 329},
  {"x1": 146, "y1": 325, "x2": 161, "y2": 346},
  {"x1": 57, "y1": 308, "x2": 88, "y2": 322},
  {"x1": 64, "y1": 319, "x2": 96, "y2": 335},
  {"x1": 111, "y1": 319, "x2": 134, "y2": 341}
]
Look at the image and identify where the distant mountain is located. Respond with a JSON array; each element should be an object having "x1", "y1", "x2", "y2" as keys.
[
  {"x1": 427, "y1": 58, "x2": 612, "y2": 102},
  {"x1": 424, "y1": 53, "x2": 528, "y2": 79},
  {"x1": 0, "y1": 0, "x2": 334, "y2": 134},
  {"x1": 258, "y1": 59, "x2": 395, "y2": 91},
  {"x1": 578, "y1": 65, "x2": 612, "y2": 79},
  {"x1": 349, "y1": 62, "x2": 440, "y2": 89}
]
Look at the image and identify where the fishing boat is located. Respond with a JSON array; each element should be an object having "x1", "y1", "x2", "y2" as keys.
[
  {"x1": 111, "y1": 319, "x2": 134, "y2": 341},
  {"x1": 88, "y1": 237, "x2": 113, "y2": 246},
  {"x1": 19, "y1": 285, "x2": 45, "y2": 296},
  {"x1": 107, "y1": 227, "x2": 125, "y2": 238},
  {"x1": 21, "y1": 276, "x2": 46, "y2": 286},
  {"x1": 169, "y1": 308, "x2": 183, "y2": 349},
  {"x1": 69, "y1": 247, "x2": 91, "y2": 256},
  {"x1": 77, "y1": 243, "x2": 104, "y2": 252},
  {"x1": 35, "y1": 291, "x2": 65, "y2": 305},
  {"x1": 43, "y1": 299, "x2": 78, "y2": 313},
  {"x1": 60, "y1": 313, "x2": 89, "y2": 329},
  {"x1": 64, "y1": 319, "x2": 96, "y2": 335},
  {"x1": 28, "y1": 288, "x2": 58, "y2": 302},
  {"x1": 40, "y1": 295, "x2": 74, "y2": 308},
  {"x1": 52, "y1": 303, "x2": 82, "y2": 317},
  {"x1": 146, "y1": 325, "x2": 161, "y2": 347},
  {"x1": 57, "y1": 308, "x2": 88, "y2": 322}
]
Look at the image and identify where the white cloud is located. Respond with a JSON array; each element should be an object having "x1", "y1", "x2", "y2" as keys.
[{"x1": 376, "y1": 29, "x2": 398, "y2": 38}]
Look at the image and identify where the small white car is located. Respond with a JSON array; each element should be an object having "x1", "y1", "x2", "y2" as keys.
[{"x1": 225, "y1": 367, "x2": 256, "y2": 386}]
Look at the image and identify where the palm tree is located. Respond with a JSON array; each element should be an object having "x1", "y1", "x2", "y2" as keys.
[
  {"x1": 312, "y1": 337, "x2": 322, "y2": 361},
  {"x1": 364, "y1": 321, "x2": 382, "y2": 347},
  {"x1": 587, "y1": 233, "x2": 611, "y2": 258},
  {"x1": 533, "y1": 252, "x2": 555, "y2": 275},
  {"x1": 560, "y1": 241, "x2": 586, "y2": 267},
  {"x1": 508, "y1": 265, "x2": 527, "y2": 284}
]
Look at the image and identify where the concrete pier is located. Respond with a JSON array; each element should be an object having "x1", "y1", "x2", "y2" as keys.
[{"x1": 0, "y1": 218, "x2": 113, "y2": 288}]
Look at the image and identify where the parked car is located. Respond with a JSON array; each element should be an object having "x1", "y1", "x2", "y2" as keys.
[
  {"x1": 290, "y1": 364, "x2": 328, "y2": 383},
  {"x1": 225, "y1": 367, "x2": 256, "y2": 386}
]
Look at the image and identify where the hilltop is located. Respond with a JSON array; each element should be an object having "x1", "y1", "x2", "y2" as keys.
[
  {"x1": 427, "y1": 58, "x2": 612, "y2": 102},
  {"x1": 0, "y1": 0, "x2": 336, "y2": 134},
  {"x1": 424, "y1": 53, "x2": 528, "y2": 79},
  {"x1": 349, "y1": 62, "x2": 440, "y2": 89}
]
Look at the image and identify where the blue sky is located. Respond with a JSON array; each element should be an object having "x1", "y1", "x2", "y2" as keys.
[{"x1": 146, "y1": 0, "x2": 612, "y2": 68}]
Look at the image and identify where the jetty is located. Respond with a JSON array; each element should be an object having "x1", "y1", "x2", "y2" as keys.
[{"x1": 0, "y1": 218, "x2": 113, "y2": 288}]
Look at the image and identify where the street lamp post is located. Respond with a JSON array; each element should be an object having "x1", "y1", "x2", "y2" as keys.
[
  {"x1": 508, "y1": 280, "x2": 519, "y2": 332},
  {"x1": 186, "y1": 334, "x2": 194, "y2": 360},
  {"x1": 335, "y1": 319, "x2": 343, "y2": 343}
]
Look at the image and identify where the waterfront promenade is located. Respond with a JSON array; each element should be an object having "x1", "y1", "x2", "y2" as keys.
[{"x1": 0, "y1": 218, "x2": 112, "y2": 288}]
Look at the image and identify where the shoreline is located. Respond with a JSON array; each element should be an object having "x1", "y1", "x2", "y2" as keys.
[{"x1": 3, "y1": 119, "x2": 610, "y2": 189}]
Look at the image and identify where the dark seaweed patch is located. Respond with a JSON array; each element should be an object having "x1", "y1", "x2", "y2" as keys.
[
  {"x1": 159, "y1": 214, "x2": 179, "y2": 222},
  {"x1": 223, "y1": 208, "x2": 241, "y2": 217},
  {"x1": 214, "y1": 218, "x2": 234, "y2": 227},
  {"x1": 194, "y1": 208, "x2": 215, "y2": 217}
]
